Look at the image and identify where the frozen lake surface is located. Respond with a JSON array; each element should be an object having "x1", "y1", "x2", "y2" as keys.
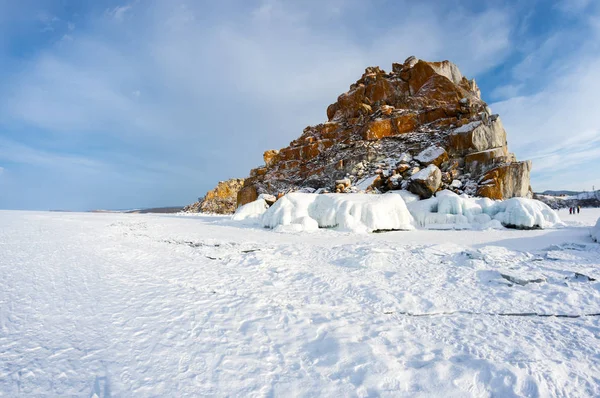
[{"x1": 1, "y1": 208, "x2": 600, "y2": 396}]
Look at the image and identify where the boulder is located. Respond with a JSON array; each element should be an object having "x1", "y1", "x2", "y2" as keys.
[
  {"x1": 449, "y1": 117, "x2": 507, "y2": 155},
  {"x1": 396, "y1": 164, "x2": 411, "y2": 174},
  {"x1": 415, "y1": 146, "x2": 449, "y2": 167},
  {"x1": 464, "y1": 146, "x2": 508, "y2": 174},
  {"x1": 327, "y1": 85, "x2": 368, "y2": 121},
  {"x1": 406, "y1": 61, "x2": 438, "y2": 95},
  {"x1": 237, "y1": 185, "x2": 259, "y2": 208},
  {"x1": 477, "y1": 161, "x2": 532, "y2": 200},
  {"x1": 427, "y1": 60, "x2": 464, "y2": 86},
  {"x1": 408, "y1": 164, "x2": 442, "y2": 199},
  {"x1": 363, "y1": 118, "x2": 394, "y2": 140},
  {"x1": 393, "y1": 113, "x2": 419, "y2": 134}
]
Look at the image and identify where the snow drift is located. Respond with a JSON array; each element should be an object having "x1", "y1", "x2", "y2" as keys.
[
  {"x1": 592, "y1": 218, "x2": 600, "y2": 242},
  {"x1": 234, "y1": 190, "x2": 562, "y2": 232},
  {"x1": 231, "y1": 195, "x2": 270, "y2": 222},
  {"x1": 260, "y1": 193, "x2": 415, "y2": 233}
]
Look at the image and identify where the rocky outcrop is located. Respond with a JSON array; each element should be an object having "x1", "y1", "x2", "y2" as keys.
[
  {"x1": 184, "y1": 178, "x2": 245, "y2": 214},
  {"x1": 477, "y1": 162, "x2": 532, "y2": 200},
  {"x1": 194, "y1": 56, "x2": 532, "y2": 212}
]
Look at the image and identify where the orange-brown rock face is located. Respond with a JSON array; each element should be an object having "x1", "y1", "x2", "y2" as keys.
[
  {"x1": 477, "y1": 161, "x2": 532, "y2": 200},
  {"x1": 236, "y1": 185, "x2": 258, "y2": 209},
  {"x1": 184, "y1": 178, "x2": 245, "y2": 214},
  {"x1": 192, "y1": 56, "x2": 532, "y2": 211},
  {"x1": 263, "y1": 150, "x2": 279, "y2": 167}
]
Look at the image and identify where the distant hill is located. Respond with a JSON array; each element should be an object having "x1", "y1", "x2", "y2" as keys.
[
  {"x1": 540, "y1": 190, "x2": 581, "y2": 196},
  {"x1": 126, "y1": 207, "x2": 184, "y2": 214},
  {"x1": 89, "y1": 206, "x2": 184, "y2": 214},
  {"x1": 534, "y1": 190, "x2": 600, "y2": 209}
]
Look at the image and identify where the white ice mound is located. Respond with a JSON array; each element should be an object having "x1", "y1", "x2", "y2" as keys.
[
  {"x1": 406, "y1": 190, "x2": 499, "y2": 229},
  {"x1": 490, "y1": 197, "x2": 562, "y2": 229},
  {"x1": 232, "y1": 197, "x2": 269, "y2": 222},
  {"x1": 592, "y1": 218, "x2": 600, "y2": 242},
  {"x1": 242, "y1": 190, "x2": 561, "y2": 232},
  {"x1": 405, "y1": 190, "x2": 562, "y2": 229},
  {"x1": 261, "y1": 192, "x2": 415, "y2": 233}
]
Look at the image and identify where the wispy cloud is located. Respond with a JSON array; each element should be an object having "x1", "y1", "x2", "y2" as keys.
[
  {"x1": 107, "y1": 5, "x2": 132, "y2": 22},
  {"x1": 492, "y1": 53, "x2": 600, "y2": 191},
  {"x1": 0, "y1": 137, "x2": 107, "y2": 170},
  {"x1": 0, "y1": 0, "x2": 597, "y2": 208}
]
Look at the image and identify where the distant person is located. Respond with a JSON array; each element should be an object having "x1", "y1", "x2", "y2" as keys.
[
  {"x1": 577, "y1": 205, "x2": 581, "y2": 214},
  {"x1": 569, "y1": 207, "x2": 572, "y2": 214}
]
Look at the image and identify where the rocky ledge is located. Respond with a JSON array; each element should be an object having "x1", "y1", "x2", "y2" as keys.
[
  {"x1": 184, "y1": 178, "x2": 245, "y2": 214},
  {"x1": 190, "y1": 56, "x2": 532, "y2": 214}
]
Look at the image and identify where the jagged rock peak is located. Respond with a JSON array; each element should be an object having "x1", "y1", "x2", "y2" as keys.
[{"x1": 187, "y1": 58, "x2": 532, "y2": 214}]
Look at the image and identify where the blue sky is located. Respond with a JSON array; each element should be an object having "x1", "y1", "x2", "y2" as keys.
[{"x1": 1, "y1": 0, "x2": 599, "y2": 210}]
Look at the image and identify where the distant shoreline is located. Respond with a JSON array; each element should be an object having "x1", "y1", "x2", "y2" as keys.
[{"x1": 47, "y1": 206, "x2": 185, "y2": 214}]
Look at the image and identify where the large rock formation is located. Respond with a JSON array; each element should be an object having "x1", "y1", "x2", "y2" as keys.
[
  {"x1": 197, "y1": 57, "x2": 532, "y2": 213},
  {"x1": 184, "y1": 178, "x2": 245, "y2": 214}
]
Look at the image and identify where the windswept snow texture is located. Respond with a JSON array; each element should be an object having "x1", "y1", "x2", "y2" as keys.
[
  {"x1": 254, "y1": 191, "x2": 562, "y2": 232},
  {"x1": 261, "y1": 192, "x2": 415, "y2": 233},
  {"x1": 1, "y1": 209, "x2": 600, "y2": 396},
  {"x1": 592, "y1": 217, "x2": 600, "y2": 242}
]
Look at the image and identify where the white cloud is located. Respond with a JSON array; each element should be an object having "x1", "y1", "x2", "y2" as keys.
[
  {"x1": 36, "y1": 11, "x2": 59, "y2": 32},
  {"x1": 556, "y1": 0, "x2": 593, "y2": 13},
  {"x1": 13, "y1": 0, "x2": 588, "y2": 208},
  {"x1": 108, "y1": 5, "x2": 132, "y2": 22},
  {"x1": 2, "y1": 1, "x2": 514, "y2": 153},
  {"x1": 491, "y1": 83, "x2": 524, "y2": 100},
  {"x1": 492, "y1": 54, "x2": 600, "y2": 191},
  {"x1": 0, "y1": 137, "x2": 105, "y2": 170}
]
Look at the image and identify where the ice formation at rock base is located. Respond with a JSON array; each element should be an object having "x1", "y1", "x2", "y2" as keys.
[{"x1": 234, "y1": 190, "x2": 562, "y2": 233}]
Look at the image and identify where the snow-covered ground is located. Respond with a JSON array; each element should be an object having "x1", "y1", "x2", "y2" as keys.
[{"x1": 1, "y1": 208, "x2": 600, "y2": 396}]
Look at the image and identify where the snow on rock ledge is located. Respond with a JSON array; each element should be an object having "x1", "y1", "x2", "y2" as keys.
[
  {"x1": 261, "y1": 193, "x2": 415, "y2": 233},
  {"x1": 592, "y1": 218, "x2": 600, "y2": 242}
]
